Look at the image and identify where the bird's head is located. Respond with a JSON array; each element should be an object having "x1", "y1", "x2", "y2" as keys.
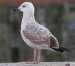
[{"x1": 18, "y1": 2, "x2": 34, "y2": 15}]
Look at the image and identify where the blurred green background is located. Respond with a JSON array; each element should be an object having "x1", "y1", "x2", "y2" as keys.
[{"x1": 0, "y1": 0, "x2": 75, "y2": 62}]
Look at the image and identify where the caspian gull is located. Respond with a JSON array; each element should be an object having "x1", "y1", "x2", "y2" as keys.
[{"x1": 17, "y1": 2, "x2": 71, "y2": 64}]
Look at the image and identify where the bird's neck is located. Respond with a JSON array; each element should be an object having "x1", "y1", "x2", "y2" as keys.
[
  {"x1": 22, "y1": 12, "x2": 35, "y2": 20},
  {"x1": 21, "y1": 13, "x2": 35, "y2": 30}
]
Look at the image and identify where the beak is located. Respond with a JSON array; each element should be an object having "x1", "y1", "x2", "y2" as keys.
[{"x1": 13, "y1": 8, "x2": 20, "y2": 12}]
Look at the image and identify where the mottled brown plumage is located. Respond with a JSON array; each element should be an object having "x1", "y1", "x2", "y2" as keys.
[{"x1": 18, "y1": 2, "x2": 71, "y2": 64}]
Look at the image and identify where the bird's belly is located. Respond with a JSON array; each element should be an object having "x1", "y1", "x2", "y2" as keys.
[
  {"x1": 20, "y1": 31, "x2": 42, "y2": 49},
  {"x1": 21, "y1": 31, "x2": 50, "y2": 49}
]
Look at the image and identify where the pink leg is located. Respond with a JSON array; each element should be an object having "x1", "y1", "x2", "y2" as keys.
[
  {"x1": 26, "y1": 49, "x2": 41, "y2": 64},
  {"x1": 34, "y1": 49, "x2": 41, "y2": 64}
]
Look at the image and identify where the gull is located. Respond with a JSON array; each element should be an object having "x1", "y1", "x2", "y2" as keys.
[{"x1": 17, "y1": 2, "x2": 71, "y2": 64}]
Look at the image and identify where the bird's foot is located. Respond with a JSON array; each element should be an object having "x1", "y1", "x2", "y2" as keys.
[
  {"x1": 26, "y1": 61, "x2": 38, "y2": 64},
  {"x1": 25, "y1": 60, "x2": 39, "y2": 64}
]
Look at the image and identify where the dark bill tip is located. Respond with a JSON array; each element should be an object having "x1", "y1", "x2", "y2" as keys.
[
  {"x1": 13, "y1": 9, "x2": 17, "y2": 11},
  {"x1": 13, "y1": 9, "x2": 19, "y2": 12}
]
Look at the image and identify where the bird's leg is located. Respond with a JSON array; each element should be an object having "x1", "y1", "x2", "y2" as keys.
[
  {"x1": 36, "y1": 49, "x2": 41, "y2": 63},
  {"x1": 34, "y1": 49, "x2": 41, "y2": 64},
  {"x1": 26, "y1": 49, "x2": 40, "y2": 64}
]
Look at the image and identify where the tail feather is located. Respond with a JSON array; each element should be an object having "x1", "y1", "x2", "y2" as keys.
[{"x1": 52, "y1": 46, "x2": 71, "y2": 53}]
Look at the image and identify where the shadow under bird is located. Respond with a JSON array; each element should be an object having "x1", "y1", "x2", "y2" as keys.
[{"x1": 14, "y1": 2, "x2": 71, "y2": 64}]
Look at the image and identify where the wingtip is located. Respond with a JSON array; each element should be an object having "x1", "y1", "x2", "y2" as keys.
[{"x1": 52, "y1": 46, "x2": 72, "y2": 53}]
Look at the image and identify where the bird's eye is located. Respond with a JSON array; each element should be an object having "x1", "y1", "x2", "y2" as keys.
[{"x1": 23, "y1": 5, "x2": 25, "y2": 7}]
